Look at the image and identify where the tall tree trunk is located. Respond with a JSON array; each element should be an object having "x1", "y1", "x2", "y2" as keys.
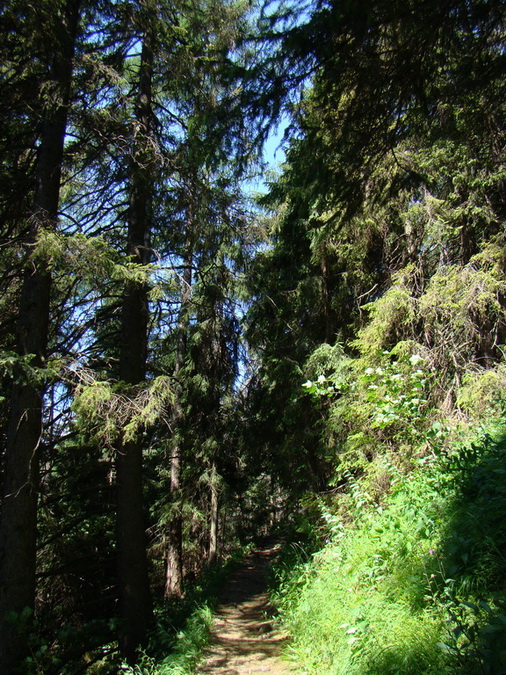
[
  {"x1": 164, "y1": 432, "x2": 183, "y2": 599},
  {"x1": 208, "y1": 461, "x2": 219, "y2": 565},
  {"x1": 165, "y1": 246, "x2": 193, "y2": 599},
  {"x1": 116, "y1": 30, "x2": 154, "y2": 663},
  {"x1": 0, "y1": 2, "x2": 80, "y2": 670}
]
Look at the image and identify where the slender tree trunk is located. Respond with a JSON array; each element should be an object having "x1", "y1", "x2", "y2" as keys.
[
  {"x1": 165, "y1": 247, "x2": 193, "y2": 599},
  {"x1": 208, "y1": 461, "x2": 219, "y2": 565},
  {"x1": 164, "y1": 434, "x2": 183, "y2": 599},
  {"x1": 0, "y1": 3, "x2": 80, "y2": 670},
  {"x1": 116, "y1": 30, "x2": 154, "y2": 663}
]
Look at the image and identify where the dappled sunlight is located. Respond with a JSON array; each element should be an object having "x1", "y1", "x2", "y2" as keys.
[{"x1": 197, "y1": 544, "x2": 292, "y2": 674}]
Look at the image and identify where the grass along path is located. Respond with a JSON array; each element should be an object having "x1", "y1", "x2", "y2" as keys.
[{"x1": 196, "y1": 543, "x2": 292, "y2": 675}]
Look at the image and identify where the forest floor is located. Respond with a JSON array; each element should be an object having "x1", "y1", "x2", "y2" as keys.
[{"x1": 196, "y1": 541, "x2": 293, "y2": 674}]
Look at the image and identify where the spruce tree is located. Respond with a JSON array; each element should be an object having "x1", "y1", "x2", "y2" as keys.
[{"x1": 0, "y1": 2, "x2": 82, "y2": 670}]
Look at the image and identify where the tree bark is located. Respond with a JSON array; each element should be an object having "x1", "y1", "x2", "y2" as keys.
[
  {"x1": 164, "y1": 246, "x2": 193, "y2": 599},
  {"x1": 0, "y1": 2, "x2": 80, "y2": 670},
  {"x1": 208, "y1": 461, "x2": 219, "y2": 565},
  {"x1": 116, "y1": 30, "x2": 154, "y2": 663},
  {"x1": 164, "y1": 438, "x2": 184, "y2": 599}
]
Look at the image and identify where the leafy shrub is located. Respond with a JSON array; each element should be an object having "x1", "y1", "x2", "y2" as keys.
[
  {"x1": 273, "y1": 423, "x2": 506, "y2": 674},
  {"x1": 457, "y1": 367, "x2": 506, "y2": 418}
]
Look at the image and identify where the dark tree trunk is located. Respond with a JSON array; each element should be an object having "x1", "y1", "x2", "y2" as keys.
[
  {"x1": 116, "y1": 31, "x2": 154, "y2": 663},
  {"x1": 0, "y1": 2, "x2": 80, "y2": 670},
  {"x1": 461, "y1": 222, "x2": 478, "y2": 264}
]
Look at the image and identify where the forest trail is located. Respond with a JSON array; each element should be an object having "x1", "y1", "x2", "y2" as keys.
[{"x1": 196, "y1": 542, "x2": 293, "y2": 674}]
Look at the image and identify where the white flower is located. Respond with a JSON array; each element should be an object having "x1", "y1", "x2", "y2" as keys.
[
  {"x1": 317, "y1": 374, "x2": 326, "y2": 383},
  {"x1": 409, "y1": 354, "x2": 423, "y2": 366}
]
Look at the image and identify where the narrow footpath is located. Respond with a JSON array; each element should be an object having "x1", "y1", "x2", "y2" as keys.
[{"x1": 196, "y1": 542, "x2": 293, "y2": 675}]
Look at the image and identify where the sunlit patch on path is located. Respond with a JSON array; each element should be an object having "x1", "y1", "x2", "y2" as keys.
[{"x1": 196, "y1": 543, "x2": 293, "y2": 674}]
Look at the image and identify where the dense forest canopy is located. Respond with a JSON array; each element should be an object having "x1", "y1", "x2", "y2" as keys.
[{"x1": 0, "y1": 0, "x2": 505, "y2": 672}]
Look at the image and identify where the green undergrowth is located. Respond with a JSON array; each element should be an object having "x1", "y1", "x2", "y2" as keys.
[
  {"x1": 271, "y1": 422, "x2": 506, "y2": 674},
  {"x1": 121, "y1": 605, "x2": 213, "y2": 675}
]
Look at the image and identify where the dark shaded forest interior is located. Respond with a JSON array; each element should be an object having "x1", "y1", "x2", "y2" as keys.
[{"x1": 0, "y1": 0, "x2": 506, "y2": 673}]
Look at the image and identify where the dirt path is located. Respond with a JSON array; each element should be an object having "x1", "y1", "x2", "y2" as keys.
[{"x1": 196, "y1": 543, "x2": 293, "y2": 674}]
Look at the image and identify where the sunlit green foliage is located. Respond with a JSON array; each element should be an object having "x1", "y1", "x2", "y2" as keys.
[{"x1": 272, "y1": 424, "x2": 506, "y2": 675}]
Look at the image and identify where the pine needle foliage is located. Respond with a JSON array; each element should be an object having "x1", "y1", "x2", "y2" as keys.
[{"x1": 73, "y1": 372, "x2": 174, "y2": 447}]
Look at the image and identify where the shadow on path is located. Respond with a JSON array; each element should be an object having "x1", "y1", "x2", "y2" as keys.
[{"x1": 196, "y1": 542, "x2": 292, "y2": 674}]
